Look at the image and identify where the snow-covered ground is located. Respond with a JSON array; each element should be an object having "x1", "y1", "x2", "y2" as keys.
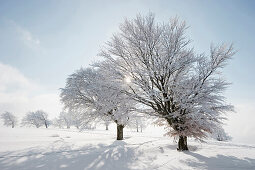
[{"x1": 0, "y1": 127, "x2": 255, "y2": 170}]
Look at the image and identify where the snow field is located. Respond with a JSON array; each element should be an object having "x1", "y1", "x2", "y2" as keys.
[{"x1": 0, "y1": 127, "x2": 255, "y2": 170}]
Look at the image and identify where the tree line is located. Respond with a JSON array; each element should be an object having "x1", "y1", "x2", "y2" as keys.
[{"x1": 0, "y1": 110, "x2": 147, "y2": 132}]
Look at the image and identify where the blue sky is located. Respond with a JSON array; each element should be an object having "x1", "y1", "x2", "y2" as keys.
[{"x1": 0, "y1": 0, "x2": 255, "y2": 144}]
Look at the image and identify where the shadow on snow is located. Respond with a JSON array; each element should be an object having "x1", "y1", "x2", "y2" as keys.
[
  {"x1": 0, "y1": 140, "x2": 144, "y2": 170},
  {"x1": 183, "y1": 152, "x2": 255, "y2": 170},
  {"x1": 1, "y1": 140, "x2": 255, "y2": 170}
]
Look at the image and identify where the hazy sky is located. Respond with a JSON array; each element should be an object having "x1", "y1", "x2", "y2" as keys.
[{"x1": 0, "y1": 0, "x2": 255, "y2": 144}]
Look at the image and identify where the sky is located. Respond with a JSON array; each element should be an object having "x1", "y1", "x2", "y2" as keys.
[{"x1": 0, "y1": 0, "x2": 255, "y2": 144}]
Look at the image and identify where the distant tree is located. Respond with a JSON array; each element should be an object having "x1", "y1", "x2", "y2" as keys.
[
  {"x1": 46, "y1": 119, "x2": 53, "y2": 128},
  {"x1": 52, "y1": 112, "x2": 77, "y2": 129},
  {"x1": 211, "y1": 126, "x2": 232, "y2": 141},
  {"x1": 37, "y1": 110, "x2": 50, "y2": 128},
  {"x1": 52, "y1": 118, "x2": 64, "y2": 128},
  {"x1": 127, "y1": 114, "x2": 147, "y2": 132},
  {"x1": 99, "y1": 13, "x2": 235, "y2": 150},
  {"x1": 72, "y1": 114, "x2": 82, "y2": 129},
  {"x1": 74, "y1": 110, "x2": 99, "y2": 130},
  {"x1": 104, "y1": 119, "x2": 111, "y2": 131},
  {"x1": 1, "y1": 112, "x2": 18, "y2": 128},
  {"x1": 59, "y1": 112, "x2": 72, "y2": 129},
  {"x1": 22, "y1": 112, "x2": 41, "y2": 128},
  {"x1": 22, "y1": 110, "x2": 50, "y2": 128},
  {"x1": 98, "y1": 116, "x2": 112, "y2": 130}
]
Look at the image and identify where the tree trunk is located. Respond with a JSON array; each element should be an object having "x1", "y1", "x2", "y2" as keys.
[
  {"x1": 106, "y1": 124, "x2": 109, "y2": 130},
  {"x1": 12, "y1": 123, "x2": 14, "y2": 128},
  {"x1": 136, "y1": 125, "x2": 139, "y2": 132},
  {"x1": 45, "y1": 122, "x2": 48, "y2": 128},
  {"x1": 177, "y1": 136, "x2": 188, "y2": 151},
  {"x1": 117, "y1": 124, "x2": 124, "y2": 140},
  {"x1": 140, "y1": 126, "x2": 142, "y2": 133}
]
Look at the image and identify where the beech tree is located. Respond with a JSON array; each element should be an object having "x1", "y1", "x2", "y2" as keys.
[
  {"x1": 99, "y1": 13, "x2": 235, "y2": 150},
  {"x1": 22, "y1": 110, "x2": 50, "y2": 128},
  {"x1": 60, "y1": 68, "x2": 136, "y2": 140},
  {"x1": 1, "y1": 112, "x2": 18, "y2": 128}
]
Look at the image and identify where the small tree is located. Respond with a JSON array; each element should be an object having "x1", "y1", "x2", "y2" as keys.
[
  {"x1": 71, "y1": 113, "x2": 82, "y2": 129},
  {"x1": 52, "y1": 117, "x2": 64, "y2": 128},
  {"x1": 59, "y1": 112, "x2": 72, "y2": 129},
  {"x1": 37, "y1": 110, "x2": 50, "y2": 128},
  {"x1": 22, "y1": 110, "x2": 50, "y2": 128},
  {"x1": 211, "y1": 126, "x2": 232, "y2": 141},
  {"x1": 98, "y1": 116, "x2": 112, "y2": 130},
  {"x1": 1, "y1": 112, "x2": 18, "y2": 128},
  {"x1": 127, "y1": 114, "x2": 147, "y2": 132},
  {"x1": 104, "y1": 119, "x2": 111, "y2": 130}
]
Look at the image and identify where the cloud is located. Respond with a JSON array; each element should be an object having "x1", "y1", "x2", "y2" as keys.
[
  {"x1": 0, "y1": 62, "x2": 37, "y2": 92},
  {"x1": 19, "y1": 27, "x2": 40, "y2": 46},
  {"x1": 6, "y1": 19, "x2": 41, "y2": 48},
  {"x1": 0, "y1": 62, "x2": 62, "y2": 122}
]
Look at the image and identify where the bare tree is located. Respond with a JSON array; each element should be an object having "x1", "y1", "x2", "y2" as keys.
[
  {"x1": 1, "y1": 112, "x2": 18, "y2": 128},
  {"x1": 99, "y1": 13, "x2": 235, "y2": 150}
]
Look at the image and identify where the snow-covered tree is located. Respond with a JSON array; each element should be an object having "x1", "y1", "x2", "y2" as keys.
[
  {"x1": 22, "y1": 112, "x2": 41, "y2": 128},
  {"x1": 70, "y1": 111, "x2": 82, "y2": 129},
  {"x1": 37, "y1": 110, "x2": 50, "y2": 128},
  {"x1": 99, "y1": 13, "x2": 235, "y2": 150},
  {"x1": 1, "y1": 112, "x2": 18, "y2": 128},
  {"x1": 22, "y1": 110, "x2": 50, "y2": 128},
  {"x1": 52, "y1": 117, "x2": 64, "y2": 128},
  {"x1": 103, "y1": 119, "x2": 111, "y2": 131},
  {"x1": 58, "y1": 112, "x2": 73, "y2": 129},
  {"x1": 210, "y1": 126, "x2": 232, "y2": 141},
  {"x1": 60, "y1": 67, "x2": 137, "y2": 140},
  {"x1": 76, "y1": 110, "x2": 99, "y2": 130},
  {"x1": 127, "y1": 114, "x2": 148, "y2": 132},
  {"x1": 96, "y1": 116, "x2": 112, "y2": 130}
]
